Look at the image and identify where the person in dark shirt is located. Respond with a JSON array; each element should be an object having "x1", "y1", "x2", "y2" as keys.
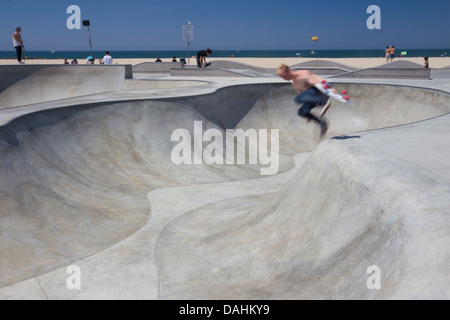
[{"x1": 196, "y1": 49, "x2": 213, "y2": 68}]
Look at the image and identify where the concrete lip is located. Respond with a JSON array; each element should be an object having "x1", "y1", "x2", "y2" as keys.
[{"x1": 0, "y1": 68, "x2": 449, "y2": 299}]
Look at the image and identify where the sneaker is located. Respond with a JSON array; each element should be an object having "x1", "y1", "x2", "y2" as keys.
[
  {"x1": 18, "y1": 61, "x2": 25, "y2": 65},
  {"x1": 320, "y1": 119, "x2": 329, "y2": 137}
]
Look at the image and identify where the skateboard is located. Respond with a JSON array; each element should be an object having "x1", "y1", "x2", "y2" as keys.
[{"x1": 315, "y1": 80, "x2": 350, "y2": 118}]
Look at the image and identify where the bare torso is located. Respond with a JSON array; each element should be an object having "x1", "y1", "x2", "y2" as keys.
[{"x1": 290, "y1": 70, "x2": 324, "y2": 93}]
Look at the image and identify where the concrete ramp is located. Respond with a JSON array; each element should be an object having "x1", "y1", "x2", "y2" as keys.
[
  {"x1": 0, "y1": 80, "x2": 449, "y2": 299},
  {"x1": 332, "y1": 60, "x2": 431, "y2": 79},
  {"x1": 290, "y1": 60, "x2": 359, "y2": 70},
  {"x1": 0, "y1": 99, "x2": 262, "y2": 289},
  {"x1": 290, "y1": 60, "x2": 359, "y2": 75},
  {"x1": 207, "y1": 60, "x2": 275, "y2": 74},
  {"x1": 170, "y1": 61, "x2": 276, "y2": 77},
  {"x1": 158, "y1": 141, "x2": 450, "y2": 299},
  {"x1": 0, "y1": 65, "x2": 132, "y2": 109},
  {"x1": 170, "y1": 67, "x2": 256, "y2": 77},
  {"x1": 133, "y1": 62, "x2": 184, "y2": 73},
  {"x1": 375, "y1": 60, "x2": 424, "y2": 69}
]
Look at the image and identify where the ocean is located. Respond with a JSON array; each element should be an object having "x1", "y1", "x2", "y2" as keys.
[{"x1": 1, "y1": 49, "x2": 448, "y2": 60}]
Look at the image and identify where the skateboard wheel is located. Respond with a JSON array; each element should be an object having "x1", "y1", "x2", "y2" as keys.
[
  {"x1": 324, "y1": 85, "x2": 330, "y2": 89},
  {"x1": 344, "y1": 96, "x2": 350, "y2": 100},
  {"x1": 342, "y1": 91, "x2": 347, "y2": 95}
]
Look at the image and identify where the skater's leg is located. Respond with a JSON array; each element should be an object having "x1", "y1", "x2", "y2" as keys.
[{"x1": 298, "y1": 103, "x2": 322, "y2": 124}]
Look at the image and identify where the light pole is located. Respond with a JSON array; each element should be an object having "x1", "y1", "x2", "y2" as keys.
[{"x1": 83, "y1": 20, "x2": 93, "y2": 59}]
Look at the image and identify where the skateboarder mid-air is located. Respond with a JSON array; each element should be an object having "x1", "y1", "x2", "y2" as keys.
[{"x1": 277, "y1": 64, "x2": 341, "y2": 137}]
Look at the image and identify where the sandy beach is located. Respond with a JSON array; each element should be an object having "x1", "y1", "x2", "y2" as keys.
[{"x1": 0, "y1": 57, "x2": 449, "y2": 69}]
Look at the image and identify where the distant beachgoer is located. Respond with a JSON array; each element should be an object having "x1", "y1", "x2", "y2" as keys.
[
  {"x1": 172, "y1": 56, "x2": 177, "y2": 62},
  {"x1": 103, "y1": 51, "x2": 113, "y2": 65},
  {"x1": 155, "y1": 57, "x2": 162, "y2": 62},
  {"x1": 442, "y1": 52, "x2": 447, "y2": 58},
  {"x1": 389, "y1": 46, "x2": 395, "y2": 62},
  {"x1": 13, "y1": 27, "x2": 25, "y2": 64},
  {"x1": 385, "y1": 46, "x2": 390, "y2": 62},
  {"x1": 424, "y1": 57, "x2": 429, "y2": 69},
  {"x1": 86, "y1": 56, "x2": 95, "y2": 64},
  {"x1": 277, "y1": 64, "x2": 336, "y2": 137},
  {"x1": 64, "y1": 59, "x2": 69, "y2": 64},
  {"x1": 196, "y1": 49, "x2": 213, "y2": 68},
  {"x1": 71, "y1": 59, "x2": 78, "y2": 64}
]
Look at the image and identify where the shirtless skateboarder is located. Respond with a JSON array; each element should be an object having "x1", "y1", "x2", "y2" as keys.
[{"x1": 277, "y1": 64, "x2": 336, "y2": 137}]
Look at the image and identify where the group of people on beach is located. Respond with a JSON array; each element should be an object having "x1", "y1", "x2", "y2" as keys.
[
  {"x1": 63, "y1": 52, "x2": 113, "y2": 65},
  {"x1": 12, "y1": 26, "x2": 213, "y2": 69},
  {"x1": 153, "y1": 49, "x2": 213, "y2": 68},
  {"x1": 385, "y1": 46, "x2": 396, "y2": 62}
]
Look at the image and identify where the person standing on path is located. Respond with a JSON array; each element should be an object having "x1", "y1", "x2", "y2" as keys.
[
  {"x1": 389, "y1": 46, "x2": 395, "y2": 62},
  {"x1": 13, "y1": 27, "x2": 25, "y2": 64}
]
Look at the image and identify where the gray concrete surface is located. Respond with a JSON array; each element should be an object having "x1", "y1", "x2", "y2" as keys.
[
  {"x1": 170, "y1": 67, "x2": 257, "y2": 78},
  {"x1": 332, "y1": 60, "x2": 431, "y2": 79},
  {"x1": 290, "y1": 60, "x2": 359, "y2": 76},
  {"x1": 290, "y1": 60, "x2": 359, "y2": 72},
  {"x1": 133, "y1": 62, "x2": 185, "y2": 73},
  {"x1": 198, "y1": 60, "x2": 275, "y2": 74},
  {"x1": 0, "y1": 65, "x2": 132, "y2": 109},
  {"x1": 0, "y1": 66, "x2": 449, "y2": 300}
]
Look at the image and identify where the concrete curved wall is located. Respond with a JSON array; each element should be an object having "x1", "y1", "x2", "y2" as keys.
[
  {"x1": 0, "y1": 65, "x2": 132, "y2": 109},
  {"x1": 0, "y1": 81, "x2": 449, "y2": 299}
]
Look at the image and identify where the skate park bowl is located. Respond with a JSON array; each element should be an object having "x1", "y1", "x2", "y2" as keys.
[{"x1": 0, "y1": 75, "x2": 449, "y2": 299}]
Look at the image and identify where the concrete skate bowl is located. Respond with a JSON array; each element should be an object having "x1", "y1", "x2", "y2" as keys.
[{"x1": 0, "y1": 82, "x2": 449, "y2": 299}]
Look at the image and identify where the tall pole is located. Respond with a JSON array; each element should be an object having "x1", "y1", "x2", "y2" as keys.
[
  {"x1": 83, "y1": 20, "x2": 93, "y2": 59},
  {"x1": 187, "y1": 41, "x2": 191, "y2": 65},
  {"x1": 87, "y1": 25, "x2": 93, "y2": 58}
]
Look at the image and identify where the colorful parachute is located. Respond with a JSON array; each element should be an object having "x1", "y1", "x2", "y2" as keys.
[{"x1": 312, "y1": 36, "x2": 319, "y2": 41}]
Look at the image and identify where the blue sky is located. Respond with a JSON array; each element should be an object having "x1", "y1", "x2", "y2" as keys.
[{"x1": 1, "y1": 0, "x2": 449, "y2": 51}]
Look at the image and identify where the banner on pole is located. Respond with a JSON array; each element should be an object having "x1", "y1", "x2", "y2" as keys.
[{"x1": 182, "y1": 24, "x2": 194, "y2": 43}]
